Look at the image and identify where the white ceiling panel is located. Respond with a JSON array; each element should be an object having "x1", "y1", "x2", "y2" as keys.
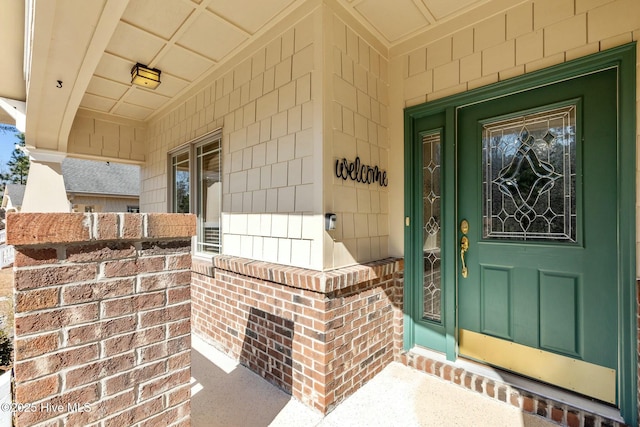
[
  {"x1": 207, "y1": 0, "x2": 295, "y2": 34},
  {"x1": 154, "y1": 45, "x2": 214, "y2": 81},
  {"x1": 423, "y1": 0, "x2": 482, "y2": 20},
  {"x1": 177, "y1": 12, "x2": 248, "y2": 62},
  {"x1": 151, "y1": 73, "x2": 191, "y2": 99},
  {"x1": 125, "y1": 88, "x2": 171, "y2": 110},
  {"x1": 354, "y1": 0, "x2": 429, "y2": 42},
  {"x1": 94, "y1": 54, "x2": 136, "y2": 85},
  {"x1": 121, "y1": 0, "x2": 194, "y2": 40},
  {"x1": 106, "y1": 22, "x2": 166, "y2": 66},
  {"x1": 113, "y1": 102, "x2": 154, "y2": 121},
  {"x1": 80, "y1": 93, "x2": 117, "y2": 112},
  {"x1": 86, "y1": 76, "x2": 129, "y2": 100}
]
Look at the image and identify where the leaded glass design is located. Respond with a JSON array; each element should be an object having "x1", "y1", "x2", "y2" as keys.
[
  {"x1": 423, "y1": 133, "x2": 441, "y2": 322},
  {"x1": 483, "y1": 105, "x2": 577, "y2": 241}
]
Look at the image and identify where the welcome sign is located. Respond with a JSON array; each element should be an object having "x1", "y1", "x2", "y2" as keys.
[{"x1": 335, "y1": 156, "x2": 388, "y2": 187}]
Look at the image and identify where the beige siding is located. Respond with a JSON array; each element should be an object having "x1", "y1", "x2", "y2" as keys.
[
  {"x1": 141, "y1": 8, "x2": 324, "y2": 270},
  {"x1": 68, "y1": 111, "x2": 146, "y2": 163},
  {"x1": 325, "y1": 8, "x2": 390, "y2": 268},
  {"x1": 69, "y1": 195, "x2": 139, "y2": 213}
]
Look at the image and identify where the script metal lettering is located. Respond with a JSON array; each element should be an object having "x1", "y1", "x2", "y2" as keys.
[{"x1": 335, "y1": 157, "x2": 388, "y2": 187}]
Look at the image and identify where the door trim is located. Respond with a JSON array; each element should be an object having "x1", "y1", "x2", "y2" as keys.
[{"x1": 404, "y1": 43, "x2": 636, "y2": 425}]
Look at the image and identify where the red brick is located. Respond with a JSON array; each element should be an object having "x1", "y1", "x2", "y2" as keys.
[
  {"x1": 167, "y1": 253, "x2": 192, "y2": 270},
  {"x1": 167, "y1": 335, "x2": 191, "y2": 355},
  {"x1": 14, "y1": 264, "x2": 97, "y2": 291},
  {"x1": 62, "y1": 278, "x2": 134, "y2": 305},
  {"x1": 67, "y1": 316, "x2": 136, "y2": 345},
  {"x1": 452, "y1": 368, "x2": 464, "y2": 385},
  {"x1": 166, "y1": 383, "x2": 190, "y2": 407},
  {"x1": 14, "y1": 248, "x2": 58, "y2": 267},
  {"x1": 14, "y1": 383, "x2": 99, "y2": 426},
  {"x1": 138, "y1": 271, "x2": 191, "y2": 292},
  {"x1": 168, "y1": 284, "x2": 191, "y2": 304},
  {"x1": 138, "y1": 369, "x2": 191, "y2": 401},
  {"x1": 168, "y1": 319, "x2": 190, "y2": 338},
  {"x1": 486, "y1": 381, "x2": 495, "y2": 398},
  {"x1": 139, "y1": 303, "x2": 190, "y2": 328},
  {"x1": 15, "y1": 374, "x2": 59, "y2": 402},
  {"x1": 65, "y1": 390, "x2": 135, "y2": 426},
  {"x1": 121, "y1": 214, "x2": 143, "y2": 239},
  {"x1": 567, "y1": 410, "x2": 580, "y2": 427},
  {"x1": 15, "y1": 303, "x2": 99, "y2": 336},
  {"x1": 65, "y1": 243, "x2": 136, "y2": 263},
  {"x1": 463, "y1": 374, "x2": 472, "y2": 389},
  {"x1": 96, "y1": 213, "x2": 118, "y2": 240},
  {"x1": 7, "y1": 213, "x2": 90, "y2": 246},
  {"x1": 139, "y1": 401, "x2": 190, "y2": 427},
  {"x1": 103, "y1": 360, "x2": 166, "y2": 396},
  {"x1": 65, "y1": 352, "x2": 135, "y2": 388},
  {"x1": 140, "y1": 240, "x2": 191, "y2": 256},
  {"x1": 102, "y1": 396, "x2": 163, "y2": 427},
  {"x1": 138, "y1": 342, "x2": 168, "y2": 363},
  {"x1": 146, "y1": 213, "x2": 196, "y2": 238},
  {"x1": 510, "y1": 392, "x2": 520, "y2": 407},
  {"x1": 14, "y1": 344, "x2": 99, "y2": 381},
  {"x1": 103, "y1": 326, "x2": 166, "y2": 356},
  {"x1": 551, "y1": 407, "x2": 565, "y2": 423},
  {"x1": 442, "y1": 364, "x2": 453, "y2": 381},
  {"x1": 168, "y1": 350, "x2": 190, "y2": 371},
  {"x1": 103, "y1": 257, "x2": 165, "y2": 278},
  {"x1": 523, "y1": 396, "x2": 535, "y2": 413},
  {"x1": 101, "y1": 292, "x2": 165, "y2": 318},
  {"x1": 14, "y1": 332, "x2": 60, "y2": 359},
  {"x1": 15, "y1": 288, "x2": 59, "y2": 312}
]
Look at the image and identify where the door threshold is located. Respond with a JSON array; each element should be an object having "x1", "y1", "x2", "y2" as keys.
[{"x1": 407, "y1": 345, "x2": 624, "y2": 424}]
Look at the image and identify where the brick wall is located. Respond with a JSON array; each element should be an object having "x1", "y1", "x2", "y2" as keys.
[
  {"x1": 191, "y1": 255, "x2": 403, "y2": 413},
  {"x1": 7, "y1": 213, "x2": 195, "y2": 427}
]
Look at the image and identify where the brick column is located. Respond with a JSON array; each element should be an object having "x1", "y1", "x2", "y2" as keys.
[{"x1": 7, "y1": 213, "x2": 195, "y2": 426}]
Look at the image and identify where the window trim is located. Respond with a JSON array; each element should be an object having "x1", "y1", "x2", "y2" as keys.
[{"x1": 168, "y1": 128, "x2": 223, "y2": 258}]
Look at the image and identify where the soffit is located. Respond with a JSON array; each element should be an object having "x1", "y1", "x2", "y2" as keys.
[
  {"x1": 0, "y1": 0, "x2": 26, "y2": 102},
  {"x1": 337, "y1": 0, "x2": 485, "y2": 44},
  {"x1": 81, "y1": 0, "x2": 302, "y2": 122},
  {"x1": 33, "y1": 0, "x2": 521, "y2": 133}
]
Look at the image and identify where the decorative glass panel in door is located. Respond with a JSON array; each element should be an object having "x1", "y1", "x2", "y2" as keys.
[
  {"x1": 483, "y1": 106, "x2": 576, "y2": 242},
  {"x1": 422, "y1": 133, "x2": 442, "y2": 321}
]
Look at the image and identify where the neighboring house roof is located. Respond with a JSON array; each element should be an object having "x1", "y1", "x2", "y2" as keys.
[
  {"x1": 62, "y1": 158, "x2": 140, "y2": 197},
  {"x1": 2, "y1": 183, "x2": 25, "y2": 209}
]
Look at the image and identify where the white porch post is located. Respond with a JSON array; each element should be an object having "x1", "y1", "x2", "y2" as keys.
[
  {"x1": 0, "y1": 98, "x2": 26, "y2": 132},
  {"x1": 21, "y1": 148, "x2": 69, "y2": 212}
]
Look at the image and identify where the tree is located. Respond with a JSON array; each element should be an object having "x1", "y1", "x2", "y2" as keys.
[
  {"x1": 0, "y1": 124, "x2": 16, "y2": 134},
  {"x1": 0, "y1": 132, "x2": 30, "y2": 191}
]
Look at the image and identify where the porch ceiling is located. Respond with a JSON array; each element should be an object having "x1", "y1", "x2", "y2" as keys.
[{"x1": 16, "y1": 0, "x2": 521, "y2": 153}]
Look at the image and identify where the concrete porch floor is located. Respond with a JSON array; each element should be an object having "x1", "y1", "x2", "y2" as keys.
[{"x1": 191, "y1": 335, "x2": 557, "y2": 427}]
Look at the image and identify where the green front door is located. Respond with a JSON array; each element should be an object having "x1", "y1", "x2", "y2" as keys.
[
  {"x1": 457, "y1": 68, "x2": 618, "y2": 404},
  {"x1": 406, "y1": 43, "x2": 636, "y2": 424}
]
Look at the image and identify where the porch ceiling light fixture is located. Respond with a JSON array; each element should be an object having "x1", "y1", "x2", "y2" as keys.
[{"x1": 131, "y1": 63, "x2": 161, "y2": 89}]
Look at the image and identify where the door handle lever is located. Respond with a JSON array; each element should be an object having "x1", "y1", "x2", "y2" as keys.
[{"x1": 460, "y1": 236, "x2": 469, "y2": 278}]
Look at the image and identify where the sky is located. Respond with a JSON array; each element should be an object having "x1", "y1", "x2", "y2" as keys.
[{"x1": 0, "y1": 125, "x2": 20, "y2": 170}]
